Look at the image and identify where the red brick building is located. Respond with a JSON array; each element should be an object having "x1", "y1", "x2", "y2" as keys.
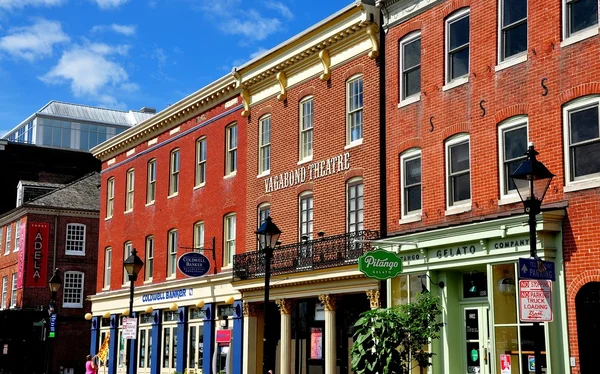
[{"x1": 378, "y1": 0, "x2": 600, "y2": 373}]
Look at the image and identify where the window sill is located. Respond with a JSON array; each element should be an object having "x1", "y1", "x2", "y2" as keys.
[
  {"x1": 257, "y1": 171, "x2": 270, "y2": 179},
  {"x1": 398, "y1": 94, "x2": 421, "y2": 108},
  {"x1": 221, "y1": 265, "x2": 233, "y2": 272},
  {"x1": 495, "y1": 54, "x2": 527, "y2": 72},
  {"x1": 194, "y1": 183, "x2": 206, "y2": 190},
  {"x1": 65, "y1": 252, "x2": 86, "y2": 257},
  {"x1": 224, "y1": 171, "x2": 237, "y2": 179},
  {"x1": 143, "y1": 279, "x2": 153, "y2": 285},
  {"x1": 166, "y1": 275, "x2": 176, "y2": 281},
  {"x1": 124, "y1": 209, "x2": 133, "y2": 214},
  {"x1": 445, "y1": 203, "x2": 471, "y2": 216},
  {"x1": 442, "y1": 76, "x2": 469, "y2": 92},
  {"x1": 564, "y1": 178, "x2": 600, "y2": 193},
  {"x1": 399, "y1": 213, "x2": 421, "y2": 224},
  {"x1": 344, "y1": 138, "x2": 363, "y2": 150},
  {"x1": 145, "y1": 201, "x2": 155, "y2": 207},
  {"x1": 167, "y1": 193, "x2": 179, "y2": 199},
  {"x1": 498, "y1": 194, "x2": 522, "y2": 206},
  {"x1": 561, "y1": 26, "x2": 599, "y2": 48},
  {"x1": 4, "y1": 252, "x2": 9, "y2": 256},
  {"x1": 298, "y1": 156, "x2": 313, "y2": 166},
  {"x1": 102, "y1": 286, "x2": 110, "y2": 291},
  {"x1": 105, "y1": 216, "x2": 113, "y2": 221}
]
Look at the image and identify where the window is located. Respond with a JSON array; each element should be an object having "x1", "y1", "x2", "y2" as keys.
[
  {"x1": 104, "y1": 247, "x2": 112, "y2": 288},
  {"x1": 347, "y1": 76, "x2": 364, "y2": 144},
  {"x1": 169, "y1": 149, "x2": 180, "y2": 196},
  {"x1": 258, "y1": 204, "x2": 271, "y2": 250},
  {"x1": 10, "y1": 273, "x2": 16, "y2": 308},
  {"x1": 63, "y1": 271, "x2": 84, "y2": 308},
  {"x1": 125, "y1": 169, "x2": 135, "y2": 211},
  {"x1": 145, "y1": 236, "x2": 154, "y2": 282},
  {"x1": 193, "y1": 222, "x2": 205, "y2": 250},
  {"x1": 300, "y1": 98, "x2": 314, "y2": 160},
  {"x1": 400, "y1": 32, "x2": 421, "y2": 102},
  {"x1": 106, "y1": 177, "x2": 115, "y2": 218},
  {"x1": 4, "y1": 225, "x2": 11, "y2": 255},
  {"x1": 147, "y1": 159, "x2": 156, "y2": 204},
  {"x1": 123, "y1": 241, "x2": 133, "y2": 284},
  {"x1": 299, "y1": 192, "x2": 314, "y2": 241},
  {"x1": 347, "y1": 179, "x2": 364, "y2": 233},
  {"x1": 167, "y1": 230, "x2": 178, "y2": 278},
  {"x1": 391, "y1": 273, "x2": 427, "y2": 305},
  {"x1": 446, "y1": 134, "x2": 471, "y2": 208},
  {"x1": 224, "y1": 214, "x2": 236, "y2": 267},
  {"x1": 195, "y1": 138, "x2": 207, "y2": 186},
  {"x1": 564, "y1": 96, "x2": 600, "y2": 186},
  {"x1": 259, "y1": 116, "x2": 271, "y2": 174},
  {"x1": 564, "y1": 0, "x2": 598, "y2": 39},
  {"x1": 446, "y1": 9, "x2": 470, "y2": 83},
  {"x1": 400, "y1": 149, "x2": 422, "y2": 218},
  {"x1": 226, "y1": 123, "x2": 238, "y2": 175},
  {"x1": 498, "y1": 117, "x2": 528, "y2": 198},
  {"x1": 499, "y1": 0, "x2": 527, "y2": 61},
  {"x1": 66, "y1": 223, "x2": 86, "y2": 255},
  {"x1": 0, "y1": 228, "x2": 3, "y2": 253},
  {"x1": 13, "y1": 221, "x2": 20, "y2": 252},
  {"x1": 1, "y1": 277, "x2": 6, "y2": 309}
]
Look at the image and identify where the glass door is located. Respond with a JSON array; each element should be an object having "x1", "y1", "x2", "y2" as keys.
[
  {"x1": 117, "y1": 326, "x2": 128, "y2": 374},
  {"x1": 187, "y1": 308, "x2": 205, "y2": 374},
  {"x1": 137, "y1": 313, "x2": 153, "y2": 374},
  {"x1": 462, "y1": 305, "x2": 491, "y2": 374},
  {"x1": 161, "y1": 311, "x2": 178, "y2": 374}
]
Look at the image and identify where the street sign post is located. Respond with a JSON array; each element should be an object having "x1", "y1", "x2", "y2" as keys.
[
  {"x1": 519, "y1": 258, "x2": 555, "y2": 281},
  {"x1": 122, "y1": 317, "x2": 137, "y2": 339},
  {"x1": 519, "y1": 279, "x2": 552, "y2": 322}
]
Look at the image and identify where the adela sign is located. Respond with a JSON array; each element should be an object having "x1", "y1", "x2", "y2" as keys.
[{"x1": 358, "y1": 249, "x2": 403, "y2": 280}]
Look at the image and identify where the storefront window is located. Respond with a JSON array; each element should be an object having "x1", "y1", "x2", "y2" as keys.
[
  {"x1": 391, "y1": 273, "x2": 425, "y2": 305},
  {"x1": 188, "y1": 308, "x2": 205, "y2": 373}
]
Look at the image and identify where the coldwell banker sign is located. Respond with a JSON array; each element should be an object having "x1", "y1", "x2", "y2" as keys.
[
  {"x1": 178, "y1": 252, "x2": 211, "y2": 277},
  {"x1": 358, "y1": 249, "x2": 403, "y2": 280}
]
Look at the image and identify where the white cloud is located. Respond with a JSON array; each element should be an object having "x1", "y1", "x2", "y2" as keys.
[
  {"x1": 0, "y1": 19, "x2": 69, "y2": 61},
  {"x1": 91, "y1": 23, "x2": 136, "y2": 36},
  {"x1": 219, "y1": 9, "x2": 281, "y2": 41},
  {"x1": 249, "y1": 47, "x2": 268, "y2": 59},
  {"x1": 0, "y1": 0, "x2": 64, "y2": 10},
  {"x1": 264, "y1": 0, "x2": 293, "y2": 20},
  {"x1": 94, "y1": 0, "x2": 128, "y2": 9}
]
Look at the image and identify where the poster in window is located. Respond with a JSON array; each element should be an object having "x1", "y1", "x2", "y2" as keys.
[
  {"x1": 310, "y1": 327, "x2": 323, "y2": 360},
  {"x1": 500, "y1": 354, "x2": 511, "y2": 374}
]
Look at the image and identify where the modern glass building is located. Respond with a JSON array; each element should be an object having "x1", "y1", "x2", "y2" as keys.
[{"x1": 2, "y1": 101, "x2": 156, "y2": 152}]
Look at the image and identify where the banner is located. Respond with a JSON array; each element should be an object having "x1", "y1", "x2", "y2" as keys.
[
  {"x1": 97, "y1": 332, "x2": 110, "y2": 362},
  {"x1": 25, "y1": 222, "x2": 49, "y2": 287}
]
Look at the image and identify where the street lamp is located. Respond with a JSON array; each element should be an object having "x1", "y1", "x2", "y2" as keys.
[
  {"x1": 47, "y1": 268, "x2": 61, "y2": 374},
  {"x1": 48, "y1": 268, "x2": 62, "y2": 306},
  {"x1": 510, "y1": 142, "x2": 554, "y2": 374},
  {"x1": 123, "y1": 248, "x2": 144, "y2": 374},
  {"x1": 255, "y1": 216, "x2": 281, "y2": 374}
]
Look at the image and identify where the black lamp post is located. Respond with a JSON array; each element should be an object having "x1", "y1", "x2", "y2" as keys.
[
  {"x1": 47, "y1": 268, "x2": 61, "y2": 374},
  {"x1": 255, "y1": 216, "x2": 281, "y2": 374},
  {"x1": 510, "y1": 142, "x2": 554, "y2": 374},
  {"x1": 123, "y1": 248, "x2": 144, "y2": 374}
]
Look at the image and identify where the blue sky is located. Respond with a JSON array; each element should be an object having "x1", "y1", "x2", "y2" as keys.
[{"x1": 0, "y1": 0, "x2": 353, "y2": 136}]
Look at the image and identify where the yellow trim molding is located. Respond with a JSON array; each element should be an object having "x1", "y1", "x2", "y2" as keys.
[
  {"x1": 319, "y1": 50, "x2": 331, "y2": 81},
  {"x1": 366, "y1": 22, "x2": 379, "y2": 59},
  {"x1": 276, "y1": 71, "x2": 288, "y2": 101},
  {"x1": 241, "y1": 89, "x2": 251, "y2": 117}
]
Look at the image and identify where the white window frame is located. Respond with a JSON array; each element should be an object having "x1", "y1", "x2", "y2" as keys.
[
  {"x1": 169, "y1": 149, "x2": 180, "y2": 196},
  {"x1": 103, "y1": 247, "x2": 112, "y2": 289},
  {"x1": 4, "y1": 225, "x2": 11, "y2": 255},
  {"x1": 62, "y1": 271, "x2": 84, "y2": 308},
  {"x1": 224, "y1": 214, "x2": 236, "y2": 267},
  {"x1": 226, "y1": 123, "x2": 238, "y2": 176},
  {"x1": 125, "y1": 168, "x2": 135, "y2": 212},
  {"x1": 106, "y1": 177, "x2": 115, "y2": 219},
  {"x1": 65, "y1": 223, "x2": 86, "y2": 256},
  {"x1": 193, "y1": 221, "x2": 205, "y2": 251},
  {"x1": 195, "y1": 137, "x2": 207, "y2": 187},
  {"x1": 0, "y1": 228, "x2": 3, "y2": 254},
  {"x1": 444, "y1": 8, "x2": 470, "y2": 88},
  {"x1": 167, "y1": 229, "x2": 178, "y2": 278},
  {"x1": 300, "y1": 97, "x2": 314, "y2": 162},
  {"x1": 10, "y1": 273, "x2": 17, "y2": 308},
  {"x1": 498, "y1": 116, "x2": 529, "y2": 202},
  {"x1": 259, "y1": 115, "x2": 271, "y2": 175},
  {"x1": 399, "y1": 31, "x2": 422, "y2": 106},
  {"x1": 498, "y1": 0, "x2": 528, "y2": 64},
  {"x1": 400, "y1": 148, "x2": 422, "y2": 222},
  {"x1": 563, "y1": 96, "x2": 600, "y2": 191},
  {"x1": 258, "y1": 203, "x2": 271, "y2": 250},
  {"x1": 1, "y1": 277, "x2": 7, "y2": 309},
  {"x1": 445, "y1": 133, "x2": 472, "y2": 212},
  {"x1": 562, "y1": 0, "x2": 599, "y2": 45},
  {"x1": 147, "y1": 159, "x2": 156, "y2": 204},
  {"x1": 13, "y1": 221, "x2": 20, "y2": 252},
  {"x1": 346, "y1": 75, "x2": 364, "y2": 146},
  {"x1": 123, "y1": 241, "x2": 133, "y2": 285},
  {"x1": 145, "y1": 236, "x2": 154, "y2": 282},
  {"x1": 299, "y1": 192, "x2": 314, "y2": 241},
  {"x1": 347, "y1": 178, "x2": 364, "y2": 234}
]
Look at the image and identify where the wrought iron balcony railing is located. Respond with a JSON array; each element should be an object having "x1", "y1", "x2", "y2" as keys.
[{"x1": 233, "y1": 230, "x2": 379, "y2": 281}]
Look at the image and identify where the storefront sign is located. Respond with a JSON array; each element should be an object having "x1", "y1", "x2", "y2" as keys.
[
  {"x1": 26, "y1": 222, "x2": 49, "y2": 287},
  {"x1": 140, "y1": 287, "x2": 194, "y2": 304},
  {"x1": 216, "y1": 329, "x2": 231, "y2": 343},
  {"x1": 263, "y1": 152, "x2": 351, "y2": 193},
  {"x1": 122, "y1": 317, "x2": 137, "y2": 339},
  {"x1": 492, "y1": 237, "x2": 530, "y2": 249},
  {"x1": 519, "y1": 280, "x2": 552, "y2": 322},
  {"x1": 177, "y1": 252, "x2": 211, "y2": 277},
  {"x1": 431, "y1": 243, "x2": 480, "y2": 261},
  {"x1": 358, "y1": 249, "x2": 403, "y2": 280},
  {"x1": 500, "y1": 354, "x2": 511, "y2": 374}
]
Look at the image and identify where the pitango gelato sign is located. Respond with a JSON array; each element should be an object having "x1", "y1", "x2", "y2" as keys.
[{"x1": 358, "y1": 249, "x2": 403, "y2": 280}]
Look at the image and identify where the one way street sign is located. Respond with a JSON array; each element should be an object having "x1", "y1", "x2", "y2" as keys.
[{"x1": 519, "y1": 258, "x2": 555, "y2": 281}]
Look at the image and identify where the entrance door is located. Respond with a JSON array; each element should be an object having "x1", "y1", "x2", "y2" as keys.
[
  {"x1": 576, "y1": 282, "x2": 600, "y2": 373},
  {"x1": 137, "y1": 324, "x2": 152, "y2": 374},
  {"x1": 462, "y1": 305, "x2": 491, "y2": 374}
]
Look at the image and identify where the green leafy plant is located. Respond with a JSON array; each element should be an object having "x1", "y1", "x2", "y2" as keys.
[{"x1": 351, "y1": 292, "x2": 444, "y2": 374}]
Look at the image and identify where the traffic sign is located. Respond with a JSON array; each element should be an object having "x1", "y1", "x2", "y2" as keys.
[
  {"x1": 519, "y1": 279, "x2": 552, "y2": 322},
  {"x1": 122, "y1": 317, "x2": 137, "y2": 339},
  {"x1": 519, "y1": 258, "x2": 555, "y2": 281}
]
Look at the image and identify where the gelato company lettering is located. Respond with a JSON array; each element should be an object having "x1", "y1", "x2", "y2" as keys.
[
  {"x1": 493, "y1": 238, "x2": 530, "y2": 249},
  {"x1": 264, "y1": 152, "x2": 351, "y2": 193},
  {"x1": 141, "y1": 288, "x2": 194, "y2": 304},
  {"x1": 358, "y1": 249, "x2": 403, "y2": 280},
  {"x1": 435, "y1": 245, "x2": 478, "y2": 259}
]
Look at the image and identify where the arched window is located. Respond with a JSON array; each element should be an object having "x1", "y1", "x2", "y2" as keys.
[
  {"x1": 347, "y1": 178, "x2": 364, "y2": 233},
  {"x1": 498, "y1": 116, "x2": 528, "y2": 200},
  {"x1": 445, "y1": 133, "x2": 471, "y2": 211}
]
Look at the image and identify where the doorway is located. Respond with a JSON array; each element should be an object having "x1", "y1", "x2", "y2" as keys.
[
  {"x1": 576, "y1": 282, "x2": 600, "y2": 373},
  {"x1": 462, "y1": 305, "x2": 491, "y2": 374}
]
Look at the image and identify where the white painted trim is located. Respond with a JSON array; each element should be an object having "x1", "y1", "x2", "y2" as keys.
[
  {"x1": 299, "y1": 96, "x2": 314, "y2": 162},
  {"x1": 256, "y1": 171, "x2": 270, "y2": 179},
  {"x1": 560, "y1": 26, "x2": 599, "y2": 48},
  {"x1": 399, "y1": 214, "x2": 421, "y2": 224},
  {"x1": 497, "y1": 0, "x2": 528, "y2": 65},
  {"x1": 445, "y1": 133, "x2": 471, "y2": 210},
  {"x1": 399, "y1": 31, "x2": 422, "y2": 103},
  {"x1": 497, "y1": 194, "x2": 522, "y2": 206},
  {"x1": 398, "y1": 94, "x2": 420, "y2": 108},
  {"x1": 297, "y1": 155, "x2": 313, "y2": 166},
  {"x1": 495, "y1": 54, "x2": 527, "y2": 72},
  {"x1": 498, "y1": 116, "x2": 528, "y2": 200},
  {"x1": 445, "y1": 8, "x2": 470, "y2": 85},
  {"x1": 442, "y1": 76, "x2": 469, "y2": 91},
  {"x1": 344, "y1": 138, "x2": 363, "y2": 150},
  {"x1": 564, "y1": 177, "x2": 600, "y2": 192},
  {"x1": 346, "y1": 74, "x2": 364, "y2": 146},
  {"x1": 444, "y1": 203, "x2": 472, "y2": 216}
]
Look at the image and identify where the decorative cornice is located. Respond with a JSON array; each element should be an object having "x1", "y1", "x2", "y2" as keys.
[
  {"x1": 242, "y1": 301, "x2": 258, "y2": 317},
  {"x1": 241, "y1": 89, "x2": 251, "y2": 117},
  {"x1": 276, "y1": 71, "x2": 288, "y2": 101},
  {"x1": 319, "y1": 50, "x2": 331, "y2": 81},
  {"x1": 319, "y1": 294, "x2": 337, "y2": 311},
  {"x1": 366, "y1": 22, "x2": 380, "y2": 59},
  {"x1": 276, "y1": 299, "x2": 292, "y2": 315},
  {"x1": 366, "y1": 289, "x2": 380, "y2": 309},
  {"x1": 0, "y1": 206, "x2": 99, "y2": 226}
]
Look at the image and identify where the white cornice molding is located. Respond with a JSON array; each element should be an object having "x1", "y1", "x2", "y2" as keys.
[
  {"x1": 0, "y1": 207, "x2": 99, "y2": 226},
  {"x1": 381, "y1": 0, "x2": 443, "y2": 29}
]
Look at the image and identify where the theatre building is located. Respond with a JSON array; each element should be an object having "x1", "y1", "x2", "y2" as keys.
[
  {"x1": 89, "y1": 74, "x2": 246, "y2": 374},
  {"x1": 231, "y1": 2, "x2": 383, "y2": 374},
  {"x1": 378, "y1": 0, "x2": 600, "y2": 373}
]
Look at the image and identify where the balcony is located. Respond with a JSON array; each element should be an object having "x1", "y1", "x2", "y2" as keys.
[{"x1": 233, "y1": 230, "x2": 380, "y2": 281}]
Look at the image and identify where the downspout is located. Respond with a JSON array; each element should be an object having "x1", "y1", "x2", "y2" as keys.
[
  {"x1": 377, "y1": 8, "x2": 387, "y2": 240},
  {"x1": 53, "y1": 214, "x2": 58, "y2": 270}
]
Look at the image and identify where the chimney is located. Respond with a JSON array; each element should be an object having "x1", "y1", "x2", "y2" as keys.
[{"x1": 140, "y1": 107, "x2": 157, "y2": 114}]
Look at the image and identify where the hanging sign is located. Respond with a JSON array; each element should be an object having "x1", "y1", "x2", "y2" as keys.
[
  {"x1": 26, "y1": 222, "x2": 49, "y2": 287},
  {"x1": 519, "y1": 280, "x2": 552, "y2": 322},
  {"x1": 358, "y1": 249, "x2": 403, "y2": 280},
  {"x1": 122, "y1": 317, "x2": 137, "y2": 339},
  {"x1": 178, "y1": 252, "x2": 211, "y2": 277}
]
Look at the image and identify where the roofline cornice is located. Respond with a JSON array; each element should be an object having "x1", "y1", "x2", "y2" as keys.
[{"x1": 0, "y1": 206, "x2": 99, "y2": 226}]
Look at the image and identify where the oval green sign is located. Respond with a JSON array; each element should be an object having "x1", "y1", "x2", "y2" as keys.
[
  {"x1": 358, "y1": 249, "x2": 403, "y2": 280},
  {"x1": 471, "y1": 348, "x2": 479, "y2": 362}
]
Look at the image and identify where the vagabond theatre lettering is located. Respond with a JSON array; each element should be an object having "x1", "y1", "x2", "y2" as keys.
[{"x1": 264, "y1": 152, "x2": 350, "y2": 193}]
